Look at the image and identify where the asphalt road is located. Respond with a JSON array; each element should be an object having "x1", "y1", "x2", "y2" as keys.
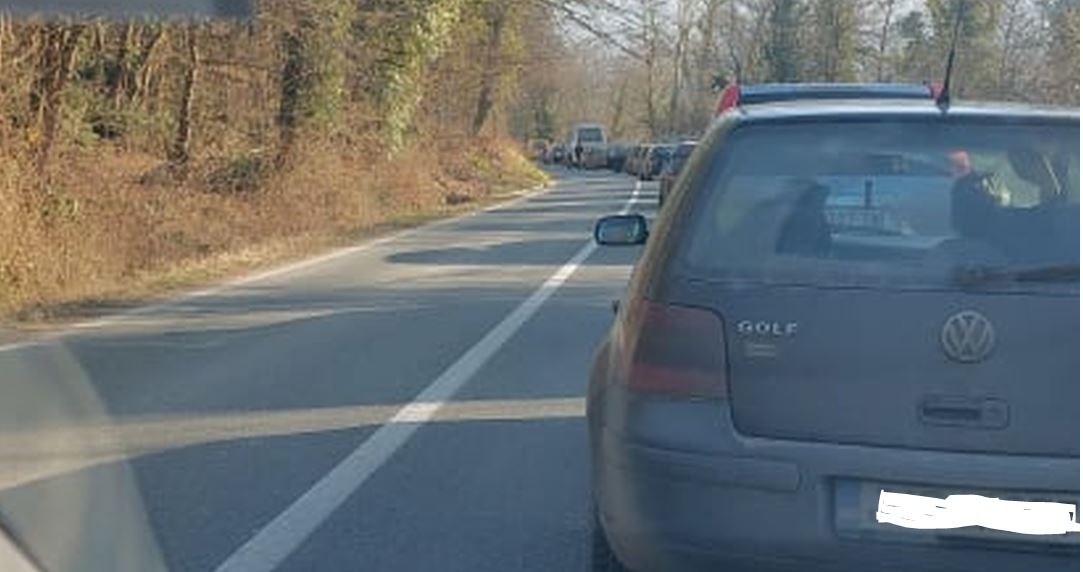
[{"x1": 0, "y1": 169, "x2": 654, "y2": 572}]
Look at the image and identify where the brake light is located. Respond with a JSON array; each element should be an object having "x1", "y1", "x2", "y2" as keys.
[
  {"x1": 716, "y1": 83, "x2": 741, "y2": 115},
  {"x1": 622, "y1": 299, "x2": 728, "y2": 398}
]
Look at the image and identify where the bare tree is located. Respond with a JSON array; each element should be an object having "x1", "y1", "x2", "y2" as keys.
[
  {"x1": 1043, "y1": 1, "x2": 1079, "y2": 105},
  {"x1": 809, "y1": 0, "x2": 858, "y2": 82},
  {"x1": 694, "y1": 0, "x2": 725, "y2": 87},
  {"x1": 124, "y1": 24, "x2": 166, "y2": 108},
  {"x1": 608, "y1": 77, "x2": 629, "y2": 138},
  {"x1": 30, "y1": 22, "x2": 85, "y2": 175},
  {"x1": 994, "y1": 0, "x2": 1042, "y2": 100},
  {"x1": 471, "y1": 1, "x2": 510, "y2": 135},
  {"x1": 638, "y1": 0, "x2": 665, "y2": 137},
  {"x1": 667, "y1": 0, "x2": 695, "y2": 134},
  {"x1": 873, "y1": 0, "x2": 897, "y2": 81},
  {"x1": 107, "y1": 22, "x2": 135, "y2": 107},
  {"x1": 169, "y1": 22, "x2": 199, "y2": 179}
]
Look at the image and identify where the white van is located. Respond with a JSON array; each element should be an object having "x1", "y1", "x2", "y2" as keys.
[{"x1": 569, "y1": 123, "x2": 608, "y2": 169}]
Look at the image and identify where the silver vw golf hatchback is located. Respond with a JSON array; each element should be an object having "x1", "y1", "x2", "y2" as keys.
[{"x1": 589, "y1": 99, "x2": 1080, "y2": 572}]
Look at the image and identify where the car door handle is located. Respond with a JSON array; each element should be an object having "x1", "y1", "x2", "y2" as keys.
[{"x1": 919, "y1": 396, "x2": 1009, "y2": 429}]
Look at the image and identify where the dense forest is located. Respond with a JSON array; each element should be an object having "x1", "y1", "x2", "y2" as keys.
[
  {"x1": 0, "y1": 0, "x2": 556, "y2": 318},
  {"x1": 0, "y1": 0, "x2": 1078, "y2": 319}
]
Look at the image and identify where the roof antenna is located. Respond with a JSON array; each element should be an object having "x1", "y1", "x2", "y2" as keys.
[{"x1": 936, "y1": 0, "x2": 966, "y2": 109}]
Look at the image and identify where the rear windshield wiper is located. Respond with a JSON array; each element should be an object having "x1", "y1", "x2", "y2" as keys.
[{"x1": 951, "y1": 263, "x2": 1080, "y2": 286}]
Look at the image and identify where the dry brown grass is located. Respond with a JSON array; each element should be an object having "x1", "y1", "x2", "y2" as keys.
[{"x1": 0, "y1": 136, "x2": 547, "y2": 323}]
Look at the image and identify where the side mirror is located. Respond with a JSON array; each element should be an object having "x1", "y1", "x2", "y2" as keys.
[{"x1": 594, "y1": 214, "x2": 648, "y2": 246}]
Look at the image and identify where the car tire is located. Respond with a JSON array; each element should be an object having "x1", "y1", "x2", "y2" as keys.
[{"x1": 591, "y1": 511, "x2": 632, "y2": 572}]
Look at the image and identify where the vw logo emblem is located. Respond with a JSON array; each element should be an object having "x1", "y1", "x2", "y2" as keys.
[{"x1": 941, "y1": 310, "x2": 996, "y2": 363}]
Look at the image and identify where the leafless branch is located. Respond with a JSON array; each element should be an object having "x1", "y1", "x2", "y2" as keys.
[{"x1": 531, "y1": 0, "x2": 644, "y2": 61}]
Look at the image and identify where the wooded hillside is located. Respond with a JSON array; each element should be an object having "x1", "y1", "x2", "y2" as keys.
[{"x1": 0, "y1": 0, "x2": 555, "y2": 318}]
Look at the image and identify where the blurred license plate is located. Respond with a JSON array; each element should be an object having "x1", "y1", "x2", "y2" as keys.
[{"x1": 835, "y1": 480, "x2": 1080, "y2": 548}]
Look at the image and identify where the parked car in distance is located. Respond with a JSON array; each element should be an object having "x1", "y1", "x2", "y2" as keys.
[
  {"x1": 658, "y1": 141, "x2": 697, "y2": 206},
  {"x1": 589, "y1": 98, "x2": 1079, "y2": 572},
  {"x1": 634, "y1": 145, "x2": 655, "y2": 179},
  {"x1": 607, "y1": 143, "x2": 629, "y2": 173},
  {"x1": 548, "y1": 142, "x2": 567, "y2": 165},
  {"x1": 640, "y1": 144, "x2": 674, "y2": 181},
  {"x1": 528, "y1": 138, "x2": 549, "y2": 162},
  {"x1": 624, "y1": 145, "x2": 645, "y2": 176}
]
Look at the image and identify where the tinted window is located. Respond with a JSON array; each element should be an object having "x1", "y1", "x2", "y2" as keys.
[
  {"x1": 651, "y1": 146, "x2": 674, "y2": 158},
  {"x1": 675, "y1": 143, "x2": 696, "y2": 158},
  {"x1": 577, "y1": 127, "x2": 604, "y2": 143},
  {"x1": 683, "y1": 120, "x2": 1079, "y2": 291}
]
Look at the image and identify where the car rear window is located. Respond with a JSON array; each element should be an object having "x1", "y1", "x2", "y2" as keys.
[
  {"x1": 682, "y1": 120, "x2": 1080, "y2": 291},
  {"x1": 577, "y1": 127, "x2": 604, "y2": 143}
]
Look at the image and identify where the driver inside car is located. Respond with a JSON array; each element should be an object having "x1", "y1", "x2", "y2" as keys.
[
  {"x1": 949, "y1": 148, "x2": 1074, "y2": 264},
  {"x1": 949, "y1": 150, "x2": 1002, "y2": 241}
]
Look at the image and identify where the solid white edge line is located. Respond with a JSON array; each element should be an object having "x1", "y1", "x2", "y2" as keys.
[
  {"x1": 0, "y1": 183, "x2": 553, "y2": 354},
  {"x1": 212, "y1": 179, "x2": 643, "y2": 572}
]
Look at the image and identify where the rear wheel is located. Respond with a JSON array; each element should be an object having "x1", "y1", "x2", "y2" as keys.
[{"x1": 591, "y1": 510, "x2": 631, "y2": 572}]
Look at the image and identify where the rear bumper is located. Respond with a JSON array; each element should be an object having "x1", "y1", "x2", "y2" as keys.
[
  {"x1": 580, "y1": 147, "x2": 608, "y2": 168},
  {"x1": 594, "y1": 400, "x2": 1079, "y2": 572}
]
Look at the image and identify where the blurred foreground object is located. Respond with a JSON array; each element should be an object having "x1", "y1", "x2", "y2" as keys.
[
  {"x1": 0, "y1": 0, "x2": 249, "y2": 18},
  {"x1": 0, "y1": 345, "x2": 167, "y2": 572}
]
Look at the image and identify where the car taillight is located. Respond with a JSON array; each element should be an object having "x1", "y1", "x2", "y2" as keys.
[
  {"x1": 716, "y1": 84, "x2": 741, "y2": 115},
  {"x1": 622, "y1": 299, "x2": 727, "y2": 399}
]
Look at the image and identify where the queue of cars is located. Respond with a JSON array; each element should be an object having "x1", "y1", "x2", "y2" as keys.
[
  {"x1": 537, "y1": 123, "x2": 610, "y2": 168},
  {"x1": 534, "y1": 127, "x2": 702, "y2": 194},
  {"x1": 588, "y1": 83, "x2": 1080, "y2": 572},
  {"x1": 657, "y1": 141, "x2": 697, "y2": 205},
  {"x1": 614, "y1": 139, "x2": 703, "y2": 192},
  {"x1": 538, "y1": 84, "x2": 951, "y2": 190}
]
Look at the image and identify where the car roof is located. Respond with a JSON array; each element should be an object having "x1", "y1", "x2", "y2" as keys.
[{"x1": 719, "y1": 98, "x2": 1079, "y2": 125}]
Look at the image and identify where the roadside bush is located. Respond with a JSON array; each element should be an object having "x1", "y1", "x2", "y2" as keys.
[
  {"x1": 203, "y1": 151, "x2": 269, "y2": 194},
  {"x1": 0, "y1": 133, "x2": 546, "y2": 321}
]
